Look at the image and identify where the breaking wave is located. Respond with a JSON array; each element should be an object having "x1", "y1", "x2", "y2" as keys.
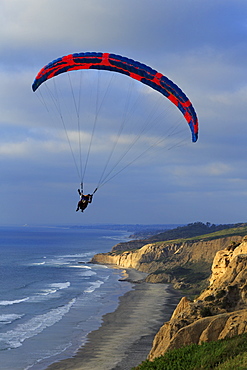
[
  {"x1": 0, "y1": 297, "x2": 29, "y2": 306},
  {"x1": 84, "y1": 280, "x2": 104, "y2": 293},
  {"x1": 0, "y1": 314, "x2": 24, "y2": 326},
  {"x1": 0, "y1": 299, "x2": 76, "y2": 350}
]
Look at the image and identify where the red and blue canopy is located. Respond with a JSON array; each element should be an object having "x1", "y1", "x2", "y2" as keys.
[{"x1": 32, "y1": 52, "x2": 198, "y2": 142}]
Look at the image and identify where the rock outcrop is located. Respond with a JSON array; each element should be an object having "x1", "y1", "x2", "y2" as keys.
[
  {"x1": 148, "y1": 236, "x2": 247, "y2": 361},
  {"x1": 91, "y1": 242, "x2": 180, "y2": 272},
  {"x1": 91, "y1": 235, "x2": 242, "y2": 284}
]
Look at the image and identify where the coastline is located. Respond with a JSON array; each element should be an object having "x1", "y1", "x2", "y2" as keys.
[{"x1": 46, "y1": 268, "x2": 181, "y2": 370}]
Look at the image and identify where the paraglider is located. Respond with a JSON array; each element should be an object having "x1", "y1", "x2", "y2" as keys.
[
  {"x1": 32, "y1": 52, "x2": 198, "y2": 142},
  {"x1": 32, "y1": 52, "x2": 199, "y2": 213},
  {"x1": 76, "y1": 187, "x2": 93, "y2": 212}
]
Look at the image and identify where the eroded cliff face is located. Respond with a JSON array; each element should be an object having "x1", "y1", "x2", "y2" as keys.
[
  {"x1": 91, "y1": 235, "x2": 242, "y2": 280},
  {"x1": 91, "y1": 233, "x2": 247, "y2": 360},
  {"x1": 91, "y1": 242, "x2": 182, "y2": 272},
  {"x1": 148, "y1": 236, "x2": 247, "y2": 361}
]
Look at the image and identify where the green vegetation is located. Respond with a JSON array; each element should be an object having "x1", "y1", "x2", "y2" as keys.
[
  {"x1": 150, "y1": 260, "x2": 211, "y2": 297},
  {"x1": 147, "y1": 222, "x2": 247, "y2": 244},
  {"x1": 163, "y1": 262, "x2": 211, "y2": 284},
  {"x1": 133, "y1": 333, "x2": 247, "y2": 370},
  {"x1": 112, "y1": 222, "x2": 247, "y2": 252},
  {"x1": 154, "y1": 223, "x2": 247, "y2": 247}
]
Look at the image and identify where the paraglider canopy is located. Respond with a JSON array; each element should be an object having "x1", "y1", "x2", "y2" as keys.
[{"x1": 32, "y1": 52, "x2": 198, "y2": 142}]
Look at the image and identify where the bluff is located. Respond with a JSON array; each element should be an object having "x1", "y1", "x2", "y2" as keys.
[
  {"x1": 91, "y1": 223, "x2": 247, "y2": 363},
  {"x1": 148, "y1": 236, "x2": 247, "y2": 360},
  {"x1": 91, "y1": 235, "x2": 242, "y2": 291}
]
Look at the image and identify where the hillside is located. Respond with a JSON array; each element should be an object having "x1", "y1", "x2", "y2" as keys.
[
  {"x1": 134, "y1": 333, "x2": 247, "y2": 370},
  {"x1": 130, "y1": 222, "x2": 243, "y2": 241},
  {"x1": 111, "y1": 222, "x2": 247, "y2": 252}
]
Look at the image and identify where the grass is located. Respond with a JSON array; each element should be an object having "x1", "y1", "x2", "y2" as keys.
[
  {"x1": 154, "y1": 224, "x2": 247, "y2": 246},
  {"x1": 133, "y1": 333, "x2": 247, "y2": 370}
]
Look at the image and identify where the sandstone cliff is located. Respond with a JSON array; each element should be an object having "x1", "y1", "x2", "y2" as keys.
[
  {"x1": 91, "y1": 226, "x2": 247, "y2": 362},
  {"x1": 148, "y1": 236, "x2": 247, "y2": 361},
  {"x1": 91, "y1": 235, "x2": 242, "y2": 290}
]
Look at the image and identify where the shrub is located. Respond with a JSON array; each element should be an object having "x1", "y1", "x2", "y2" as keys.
[
  {"x1": 200, "y1": 306, "x2": 212, "y2": 317},
  {"x1": 133, "y1": 333, "x2": 247, "y2": 370},
  {"x1": 216, "y1": 289, "x2": 226, "y2": 299}
]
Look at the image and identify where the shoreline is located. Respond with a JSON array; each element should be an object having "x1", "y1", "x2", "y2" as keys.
[{"x1": 46, "y1": 268, "x2": 181, "y2": 370}]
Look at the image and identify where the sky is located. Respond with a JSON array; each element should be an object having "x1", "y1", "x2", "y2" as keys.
[{"x1": 1, "y1": 0, "x2": 247, "y2": 226}]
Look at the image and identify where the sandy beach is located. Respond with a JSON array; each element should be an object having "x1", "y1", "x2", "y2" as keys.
[{"x1": 46, "y1": 268, "x2": 181, "y2": 370}]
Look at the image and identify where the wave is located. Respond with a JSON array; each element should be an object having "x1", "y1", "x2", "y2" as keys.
[
  {"x1": 30, "y1": 252, "x2": 95, "y2": 268},
  {"x1": 50, "y1": 282, "x2": 70, "y2": 290},
  {"x1": 69, "y1": 264, "x2": 92, "y2": 269},
  {"x1": 0, "y1": 299, "x2": 76, "y2": 350},
  {"x1": 0, "y1": 283, "x2": 71, "y2": 305},
  {"x1": 84, "y1": 280, "x2": 104, "y2": 293},
  {"x1": 38, "y1": 282, "x2": 70, "y2": 297},
  {"x1": 38, "y1": 289, "x2": 57, "y2": 296},
  {"x1": 32, "y1": 261, "x2": 46, "y2": 266},
  {"x1": 77, "y1": 270, "x2": 97, "y2": 277},
  {"x1": 24, "y1": 342, "x2": 73, "y2": 370},
  {"x1": 61, "y1": 252, "x2": 95, "y2": 258},
  {"x1": 0, "y1": 297, "x2": 29, "y2": 306},
  {"x1": 0, "y1": 314, "x2": 24, "y2": 326}
]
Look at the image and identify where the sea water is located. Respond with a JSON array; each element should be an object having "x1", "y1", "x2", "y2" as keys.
[{"x1": 0, "y1": 225, "x2": 132, "y2": 370}]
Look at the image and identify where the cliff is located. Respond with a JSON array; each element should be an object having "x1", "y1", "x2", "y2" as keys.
[
  {"x1": 148, "y1": 236, "x2": 247, "y2": 361},
  {"x1": 91, "y1": 224, "x2": 247, "y2": 363},
  {"x1": 91, "y1": 235, "x2": 242, "y2": 292}
]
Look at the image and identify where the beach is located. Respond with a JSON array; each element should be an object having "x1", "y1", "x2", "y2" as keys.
[{"x1": 46, "y1": 268, "x2": 181, "y2": 370}]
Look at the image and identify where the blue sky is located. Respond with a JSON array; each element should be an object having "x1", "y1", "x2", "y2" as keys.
[{"x1": 1, "y1": 0, "x2": 247, "y2": 226}]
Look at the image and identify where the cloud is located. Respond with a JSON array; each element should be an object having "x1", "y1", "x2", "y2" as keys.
[
  {"x1": 1, "y1": 0, "x2": 245, "y2": 66},
  {"x1": 0, "y1": 136, "x2": 69, "y2": 159},
  {"x1": 1, "y1": 0, "x2": 247, "y2": 225}
]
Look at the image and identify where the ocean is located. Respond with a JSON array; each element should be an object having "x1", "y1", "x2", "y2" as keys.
[{"x1": 0, "y1": 225, "x2": 133, "y2": 370}]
